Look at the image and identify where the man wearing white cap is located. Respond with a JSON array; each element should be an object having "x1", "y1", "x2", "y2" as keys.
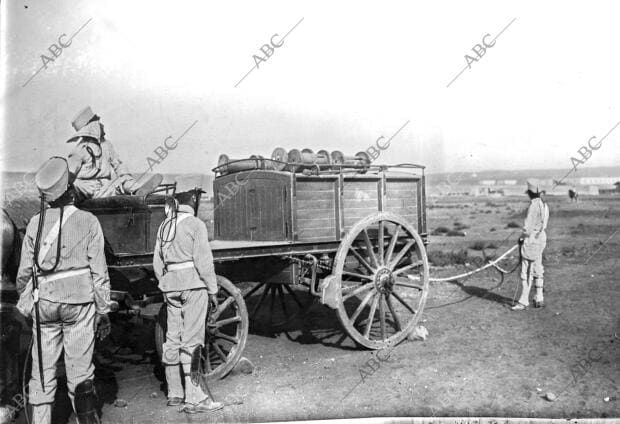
[
  {"x1": 67, "y1": 106, "x2": 161, "y2": 200},
  {"x1": 512, "y1": 180, "x2": 550, "y2": 310},
  {"x1": 15, "y1": 157, "x2": 113, "y2": 423}
]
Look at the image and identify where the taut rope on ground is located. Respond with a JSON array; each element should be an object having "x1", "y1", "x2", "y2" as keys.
[{"x1": 427, "y1": 244, "x2": 520, "y2": 283}]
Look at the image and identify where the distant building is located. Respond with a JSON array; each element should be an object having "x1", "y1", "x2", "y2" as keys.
[
  {"x1": 503, "y1": 179, "x2": 517, "y2": 185},
  {"x1": 572, "y1": 177, "x2": 620, "y2": 185},
  {"x1": 479, "y1": 179, "x2": 495, "y2": 185}
]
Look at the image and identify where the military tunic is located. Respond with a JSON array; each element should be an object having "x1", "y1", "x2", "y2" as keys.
[
  {"x1": 67, "y1": 138, "x2": 135, "y2": 199},
  {"x1": 16, "y1": 205, "x2": 112, "y2": 406},
  {"x1": 520, "y1": 197, "x2": 549, "y2": 280},
  {"x1": 153, "y1": 205, "x2": 218, "y2": 366}
]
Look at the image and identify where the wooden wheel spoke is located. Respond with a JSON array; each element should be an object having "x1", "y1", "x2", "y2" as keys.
[
  {"x1": 385, "y1": 225, "x2": 401, "y2": 264},
  {"x1": 212, "y1": 296, "x2": 235, "y2": 320},
  {"x1": 276, "y1": 285, "x2": 289, "y2": 318},
  {"x1": 205, "y1": 343, "x2": 212, "y2": 372},
  {"x1": 362, "y1": 229, "x2": 379, "y2": 268},
  {"x1": 393, "y1": 260, "x2": 423, "y2": 276},
  {"x1": 350, "y1": 290, "x2": 376, "y2": 324},
  {"x1": 243, "y1": 282, "x2": 265, "y2": 299},
  {"x1": 379, "y1": 294, "x2": 387, "y2": 340},
  {"x1": 342, "y1": 282, "x2": 374, "y2": 301},
  {"x1": 268, "y1": 285, "x2": 277, "y2": 324},
  {"x1": 390, "y1": 291, "x2": 416, "y2": 315},
  {"x1": 385, "y1": 295, "x2": 402, "y2": 331},
  {"x1": 282, "y1": 284, "x2": 305, "y2": 309},
  {"x1": 349, "y1": 247, "x2": 375, "y2": 273},
  {"x1": 378, "y1": 221, "x2": 385, "y2": 265},
  {"x1": 388, "y1": 240, "x2": 415, "y2": 269},
  {"x1": 250, "y1": 284, "x2": 270, "y2": 319},
  {"x1": 211, "y1": 315, "x2": 242, "y2": 328},
  {"x1": 364, "y1": 294, "x2": 380, "y2": 338},
  {"x1": 215, "y1": 331, "x2": 240, "y2": 345},
  {"x1": 393, "y1": 279, "x2": 424, "y2": 290},
  {"x1": 213, "y1": 342, "x2": 228, "y2": 361},
  {"x1": 342, "y1": 270, "x2": 373, "y2": 281}
]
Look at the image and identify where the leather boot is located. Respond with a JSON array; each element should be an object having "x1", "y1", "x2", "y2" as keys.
[{"x1": 533, "y1": 278, "x2": 544, "y2": 307}]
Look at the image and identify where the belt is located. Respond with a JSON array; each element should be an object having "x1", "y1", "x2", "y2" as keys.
[
  {"x1": 166, "y1": 261, "x2": 195, "y2": 271},
  {"x1": 38, "y1": 268, "x2": 90, "y2": 284}
]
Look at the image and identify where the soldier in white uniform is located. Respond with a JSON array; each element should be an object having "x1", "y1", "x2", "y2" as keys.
[
  {"x1": 512, "y1": 180, "x2": 550, "y2": 310},
  {"x1": 66, "y1": 106, "x2": 161, "y2": 200},
  {"x1": 153, "y1": 191, "x2": 223, "y2": 414},
  {"x1": 16, "y1": 157, "x2": 113, "y2": 424}
]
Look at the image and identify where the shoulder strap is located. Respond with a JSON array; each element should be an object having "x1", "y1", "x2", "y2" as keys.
[
  {"x1": 38, "y1": 206, "x2": 78, "y2": 264},
  {"x1": 159, "y1": 212, "x2": 193, "y2": 262}
]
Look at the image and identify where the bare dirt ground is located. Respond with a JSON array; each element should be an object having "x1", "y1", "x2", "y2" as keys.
[{"x1": 6, "y1": 193, "x2": 620, "y2": 423}]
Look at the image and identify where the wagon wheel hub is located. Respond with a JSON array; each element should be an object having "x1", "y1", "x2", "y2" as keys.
[{"x1": 374, "y1": 268, "x2": 394, "y2": 294}]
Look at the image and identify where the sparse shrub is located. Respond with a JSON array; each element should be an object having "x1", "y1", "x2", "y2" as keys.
[
  {"x1": 453, "y1": 222, "x2": 470, "y2": 230},
  {"x1": 470, "y1": 241, "x2": 486, "y2": 250},
  {"x1": 562, "y1": 246, "x2": 576, "y2": 256},
  {"x1": 446, "y1": 230, "x2": 466, "y2": 237},
  {"x1": 490, "y1": 227, "x2": 496, "y2": 232},
  {"x1": 506, "y1": 221, "x2": 520, "y2": 228},
  {"x1": 431, "y1": 226, "x2": 450, "y2": 235},
  {"x1": 427, "y1": 249, "x2": 469, "y2": 266},
  {"x1": 486, "y1": 242, "x2": 497, "y2": 249},
  {"x1": 450, "y1": 249, "x2": 469, "y2": 264},
  {"x1": 485, "y1": 210, "x2": 492, "y2": 214}
]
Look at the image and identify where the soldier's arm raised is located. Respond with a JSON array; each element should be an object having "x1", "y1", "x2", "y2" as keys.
[
  {"x1": 192, "y1": 221, "x2": 219, "y2": 295},
  {"x1": 67, "y1": 143, "x2": 88, "y2": 181},
  {"x1": 87, "y1": 216, "x2": 112, "y2": 314}
]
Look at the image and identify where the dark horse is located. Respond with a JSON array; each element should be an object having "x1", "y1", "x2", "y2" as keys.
[{"x1": 568, "y1": 189, "x2": 578, "y2": 202}]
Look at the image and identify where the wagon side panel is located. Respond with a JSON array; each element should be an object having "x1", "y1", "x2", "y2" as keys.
[
  {"x1": 342, "y1": 176, "x2": 380, "y2": 232},
  {"x1": 294, "y1": 176, "x2": 339, "y2": 242},
  {"x1": 384, "y1": 177, "x2": 418, "y2": 228}
]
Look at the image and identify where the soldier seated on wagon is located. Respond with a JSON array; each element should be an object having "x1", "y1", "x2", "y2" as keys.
[{"x1": 66, "y1": 106, "x2": 162, "y2": 202}]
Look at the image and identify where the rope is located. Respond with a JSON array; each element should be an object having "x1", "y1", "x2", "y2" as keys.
[{"x1": 428, "y1": 244, "x2": 519, "y2": 283}]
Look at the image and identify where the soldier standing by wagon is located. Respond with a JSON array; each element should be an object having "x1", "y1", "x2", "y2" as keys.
[
  {"x1": 512, "y1": 180, "x2": 550, "y2": 310},
  {"x1": 153, "y1": 190, "x2": 223, "y2": 414},
  {"x1": 15, "y1": 157, "x2": 113, "y2": 424}
]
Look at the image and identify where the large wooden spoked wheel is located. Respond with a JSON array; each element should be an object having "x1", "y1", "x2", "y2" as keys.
[
  {"x1": 333, "y1": 212, "x2": 429, "y2": 349},
  {"x1": 155, "y1": 275, "x2": 249, "y2": 379}
]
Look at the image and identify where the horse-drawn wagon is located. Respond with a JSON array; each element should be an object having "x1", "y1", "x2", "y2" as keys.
[{"x1": 79, "y1": 148, "x2": 431, "y2": 379}]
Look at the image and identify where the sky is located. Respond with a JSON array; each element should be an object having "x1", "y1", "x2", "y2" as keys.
[{"x1": 1, "y1": 0, "x2": 620, "y2": 176}]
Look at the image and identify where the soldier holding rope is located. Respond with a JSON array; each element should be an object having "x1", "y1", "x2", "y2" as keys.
[{"x1": 512, "y1": 180, "x2": 550, "y2": 310}]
